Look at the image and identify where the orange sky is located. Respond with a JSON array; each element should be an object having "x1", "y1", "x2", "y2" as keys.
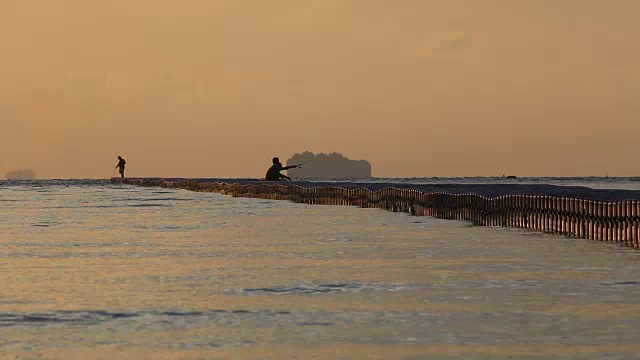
[{"x1": 1, "y1": 0, "x2": 638, "y2": 178}]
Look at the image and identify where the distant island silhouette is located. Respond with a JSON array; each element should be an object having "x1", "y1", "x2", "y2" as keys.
[
  {"x1": 286, "y1": 152, "x2": 371, "y2": 179},
  {"x1": 6, "y1": 169, "x2": 36, "y2": 180}
]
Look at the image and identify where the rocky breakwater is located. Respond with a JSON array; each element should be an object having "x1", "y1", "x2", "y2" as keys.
[{"x1": 112, "y1": 177, "x2": 640, "y2": 249}]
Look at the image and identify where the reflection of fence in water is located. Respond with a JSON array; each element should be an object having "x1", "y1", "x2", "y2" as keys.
[{"x1": 113, "y1": 178, "x2": 640, "y2": 249}]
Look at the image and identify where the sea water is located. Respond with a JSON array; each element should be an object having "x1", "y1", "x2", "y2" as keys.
[{"x1": 1, "y1": 180, "x2": 640, "y2": 359}]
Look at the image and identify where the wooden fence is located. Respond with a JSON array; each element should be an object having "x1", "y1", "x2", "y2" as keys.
[{"x1": 112, "y1": 178, "x2": 640, "y2": 249}]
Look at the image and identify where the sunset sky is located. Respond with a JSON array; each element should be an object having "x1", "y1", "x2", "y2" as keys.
[{"x1": 2, "y1": 0, "x2": 638, "y2": 178}]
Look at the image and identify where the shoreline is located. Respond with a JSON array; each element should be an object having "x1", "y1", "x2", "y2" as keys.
[
  {"x1": 111, "y1": 177, "x2": 640, "y2": 249},
  {"x1": 115, "y1": 178, "x2": 640, "y2": 201}
]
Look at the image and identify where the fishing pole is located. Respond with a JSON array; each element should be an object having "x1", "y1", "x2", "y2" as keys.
[{"x1": 296, "y1": 158, "x2": 319, "y2": 168}]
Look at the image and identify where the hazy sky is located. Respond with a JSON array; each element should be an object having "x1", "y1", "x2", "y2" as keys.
[{"x1": 2, "y1": 0, "x2": 638, "y2": 178}]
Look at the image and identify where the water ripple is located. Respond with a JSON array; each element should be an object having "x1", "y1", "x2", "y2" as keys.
[
  {"x1": 244, "y1": 283, "x2": 360, "y2": 294},
  {"x1": 0, "y1": 309, "x2": 311, "y2": 327}
]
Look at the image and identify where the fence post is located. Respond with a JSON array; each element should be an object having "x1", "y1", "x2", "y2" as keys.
[
  {"x1": 587, "y1": 200, "x2": 595, "y2": 240},
  {"x1": 598, "y1": 201, "x2": 605, "y2": 241},
  {"x1": 632, "y1": 200, "x2": 640, "y2": 249}
]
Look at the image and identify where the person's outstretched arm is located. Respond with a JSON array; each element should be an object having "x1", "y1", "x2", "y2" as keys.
[{"x1": 281, "y1": 164, "x2": 299, "y2": 170}]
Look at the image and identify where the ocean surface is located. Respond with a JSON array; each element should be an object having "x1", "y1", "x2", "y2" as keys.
[
  {"x1": 364, "y1": 177, "x2": 640, "y2": 191},
  {"x1": 170, "y1": 177, "x2": 640, "y2": 191},
  {"x1": 1, "y1": 179, "x2": 640, "y2": 359}
]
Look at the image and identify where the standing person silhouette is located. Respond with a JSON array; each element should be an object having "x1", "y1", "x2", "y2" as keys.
[
  {"x1": 115, "y1": 156, "x2": 126, "y2": 178},
  {"x1": 265, "y1": 157, "x2": 298, "y2": 181}
]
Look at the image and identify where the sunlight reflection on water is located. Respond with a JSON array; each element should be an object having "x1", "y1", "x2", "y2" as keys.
[{"x1": 1, "y1": 181, "x2": 640, "y2": 359}]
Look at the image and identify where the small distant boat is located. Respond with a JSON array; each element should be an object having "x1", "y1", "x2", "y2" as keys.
[{"x1": 506, "y1": 175, "x2": 517, "y2": 179}]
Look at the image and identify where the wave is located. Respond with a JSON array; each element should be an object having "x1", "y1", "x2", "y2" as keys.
[
  {"x1": 242, "y1": 283, "x2": 415, "y2": 295},
  {"x1": 113, "y1": 197, "x2": 195, "y2": 202},
  {"x1": 127, "y1": 204, "x2": 172, "y2": 208},
  {"x1": 0, "y1": 309, "x2": 300, "y2": 327}
]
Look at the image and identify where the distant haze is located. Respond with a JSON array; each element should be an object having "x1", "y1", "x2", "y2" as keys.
[
  {"x1": 6, "y1": 169, "x2": 36, "y2": 180},
  {"x1": 2, "y1": 1, "x2": 639, "y2": 178}
]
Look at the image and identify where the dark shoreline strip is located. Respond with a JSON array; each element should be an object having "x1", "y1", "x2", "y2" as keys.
[{"x1": 111, "y1": 178, "x2": 640, "y2": 249}]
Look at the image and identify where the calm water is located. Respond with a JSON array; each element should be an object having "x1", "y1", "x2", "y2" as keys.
[
  {"x1": 1, "y1": 180, "x2": 640, "y2": 359},
  {"x1": 328, "y1": 177, "x2": 640, "y2": 191}
]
